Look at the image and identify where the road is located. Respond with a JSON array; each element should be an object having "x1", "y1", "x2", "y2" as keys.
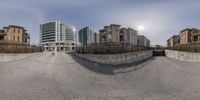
[{"x1": 0, "y1": 52, "x2": 200, "y2": 100}]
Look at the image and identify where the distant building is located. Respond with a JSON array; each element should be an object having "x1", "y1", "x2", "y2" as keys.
[
  {"x1": 137, "y1": 35, "x2": 150, "y2": 47},
  {"x1": 99, "y1": 24, "x2": 138, "y2": 45},
  {"x1": 126, "y1": 28, "x2": 138, "y2": 45},
  {"x1": 65, "y1": 25, "x2": 75, "y2": 42},
  {"x1": 167, "y1": 35, "x2": 180, "y2": 47},
  {"x1": 179, "y1": 28, "x2": 199, "y2": 44},
  {"x1": 166, "y1": 28, "x2": 200, "y2": 47},
  {"x1": 78, "y1": 27, "x2": 98, "y2": 45},
  {"x1": 191, "y1": 29, "x2": 200, "y2": 43},
  {"x1": 94, "y1": 32, "x2": 99, "y2": 43},
  {"x1": 40, "y1": 20, "x2": 77, "y2": 51},
  {"x1": 99, "y1": 24, "x2": 121, "y2": 42},
  {"x1": 0, "y1": 25, "x2": 30, "y2": 44}
]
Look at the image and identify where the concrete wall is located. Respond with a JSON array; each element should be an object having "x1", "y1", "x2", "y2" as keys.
[
  {"x1": 165, "y1": 50, "x2": 200, "y2": 62},
  {"x1": 0, "y1": 53, "x2": 38, "y2": 62},
  {"x1": 75, "y1": 50, "x2": 153, "y2": 65}
]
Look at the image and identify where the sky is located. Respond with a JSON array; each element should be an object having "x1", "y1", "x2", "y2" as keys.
[{"x1": 0, "y1": 0, "x2": 200, "y2": 45}]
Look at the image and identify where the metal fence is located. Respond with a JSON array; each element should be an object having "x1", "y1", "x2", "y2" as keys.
[
  {"x1": 0, "y1": 41, "x2": 43, "y2": 53},
  {"x1": 166, "y1": 43, "x2": 200, "y2": 53},
  {"x1": 76, "y1": 42, "x2": 152, "y2": 54}
]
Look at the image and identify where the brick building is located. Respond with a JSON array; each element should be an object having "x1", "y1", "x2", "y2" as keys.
[
  {"x1": 167, "y1": 28, "x2": 200, "y2": 47},
  {"x1": 0, "y1": 25, "x2": 30, "y2": 44},
  {"x1": 179, "y1": 28, "x2": 200, "y2": 44},
  {"x1": 167, "y1": 35, "x2": 180, "y2": 47}
]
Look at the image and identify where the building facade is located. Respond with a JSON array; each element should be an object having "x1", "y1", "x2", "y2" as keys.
[
  {"x1": 167, "y1": 35, "x2": 180, "y2": 47},
  {"x1": 137, "y1": 35, "x2": 150, "y2": 47},
  {"x1": 99, "y1": 24, "x2": 138, "y2": 45},
  {"x1": 78, "y1": 27, "x2": 98, "y2": 45},
  {"x1": 65, "y1": 25, "x2": 75, "y2": 42},
  {"x1": 40, "y1": 20, "x2": 77, "y2": 51},
  {"x1": 191, "y1": 29, "x2": 200, "y2": 43},
  {"x1": 127, "y1": 28, "x2": 138, "y2": 45},
  {"x1": 99, "y1": 24, "x2": 121, "y2": 42},
  {"x1": 0, "y1": 25, "x2": 30, "y2": 44},
  {"x1": 179, "y1": 28, "x2": 191, "y2": 44},
  {"x1": 179, "y1": 28, "x2": 199, "y2": 44},
  {"x1": 167, "y1": 28, "x2": 200, "y2": 47}
]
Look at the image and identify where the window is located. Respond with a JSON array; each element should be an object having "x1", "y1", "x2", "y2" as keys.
[
  {"x1": 13, "y1": 36, "x2": 15, "y2": 41},
  {"x1": 18, "y1": 36, "x2": 19, "y2": 42},
  {"x1": 18, "y1": 29, "x2": 20, "y2": 33}
]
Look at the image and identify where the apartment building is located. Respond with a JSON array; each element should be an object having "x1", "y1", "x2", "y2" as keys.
[
  {"x1": 99, "y1": 24, "x2": 121, "y2": 42},
  {"x1": 166, "y1": 28, "x2": 200, "y2": 47},
  {"x1": 191, "y1": 29, "x2": 200, "y2": 43},
  {"x1": 137, "y1": 35, "x2": 150, "y2": 47},
  {"x1": 0, "y1": 25, "x2": 30, "y2": 44},
  {"x1": 179, "y1": 28, "x2": 200, "y2": 44},
  {"x1": 167, "y1": 35, "x2": 180, "y2": 47},
  {"x1": 99, "y1": 24, "x2": 138, "y2": 45}
]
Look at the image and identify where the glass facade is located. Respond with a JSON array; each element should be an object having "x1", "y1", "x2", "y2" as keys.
[{"x1": 40, "y1": 20, "x2": 77, "y2": 51}]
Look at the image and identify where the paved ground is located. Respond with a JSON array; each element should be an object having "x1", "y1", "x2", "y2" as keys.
[{"x1": 0, "y1": 52, "x2": 200, "y2": 100}]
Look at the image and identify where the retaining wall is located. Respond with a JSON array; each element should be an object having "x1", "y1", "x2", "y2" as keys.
[
  {"x1": 0, "y1": 53, "x2": 39, "y2": 62},
  {"x1": 165, "y1": 50, "x2": 200, "y2": 62},
  {"x1": 75, "y1": 50, "x2": 153, "y2": 65}
]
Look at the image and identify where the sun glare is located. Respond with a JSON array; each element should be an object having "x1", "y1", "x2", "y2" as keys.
[{"x1": 137, "y1": 25, "x2": 144, "y2": 31}]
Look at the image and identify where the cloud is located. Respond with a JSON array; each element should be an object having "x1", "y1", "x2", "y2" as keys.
[
  {"x1": 0, "y1": 0, "x2": 200, "y2": 45},
  {"x1": 99, "y1": 0, "x2": 200, "y2": 45}
]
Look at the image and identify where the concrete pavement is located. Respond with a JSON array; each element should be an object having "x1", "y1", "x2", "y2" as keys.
[{"x1": 0, "y1": 52, "x2": 200, "y2": 100}]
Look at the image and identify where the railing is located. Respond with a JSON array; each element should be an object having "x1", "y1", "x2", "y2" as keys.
[
  {"x1": 166, "y1": 42, "x2": 200, "y2": 53},
  {"x1": 76, "y1": 42, "x2": 152, "y2": 54}
]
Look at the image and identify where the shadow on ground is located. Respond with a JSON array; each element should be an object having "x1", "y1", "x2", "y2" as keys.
[{"x1": 69, "y1": 53, "x2": 156, "y2": 75}]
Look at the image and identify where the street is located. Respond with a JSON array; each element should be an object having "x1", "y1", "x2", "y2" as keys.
[{"x1": 0, "y1": 52, "x2": 200, "y2": 100}]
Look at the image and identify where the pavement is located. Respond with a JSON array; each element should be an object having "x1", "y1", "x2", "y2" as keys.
[{"x1": 0, "y1": 52, "x2": 200, "y2": 100}]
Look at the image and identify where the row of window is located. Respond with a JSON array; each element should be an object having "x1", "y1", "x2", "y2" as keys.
[
  {"x1": 12, "y1": 28, "x2": 21, "y2": 33},
  {"x1": 12, "y1": 35, "x2": 20, "y2": 42}
]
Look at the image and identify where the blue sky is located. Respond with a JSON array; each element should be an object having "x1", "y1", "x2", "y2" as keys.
[{"x1": 0, "y1": 0, "x2": 200, "y2": 45}]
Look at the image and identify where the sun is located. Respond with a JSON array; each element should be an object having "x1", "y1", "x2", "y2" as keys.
[{"x1": 137, "y1": 25, "x2": 144, "y2": 31}]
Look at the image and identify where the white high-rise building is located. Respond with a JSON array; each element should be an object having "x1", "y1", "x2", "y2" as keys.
[{"x1": 40, "y1": 20, "x2": 78, "y2": 52}]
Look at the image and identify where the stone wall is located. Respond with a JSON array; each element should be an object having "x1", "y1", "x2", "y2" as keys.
[
  {"x1": 165, "y1": 50, "x2": 200, "y2": 62},
  {"x1": 75, "y1": 50, "x2": 153, "y2": 65}
]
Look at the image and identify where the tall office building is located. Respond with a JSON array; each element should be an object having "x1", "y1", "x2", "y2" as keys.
[
  {"x1": 40, "y1": 20, "x2": 77, "y2": 51},
  {"x1": 65, "y1": 25, "x2": 75, "y2": 42},
  {"x1": 78, "y1": 27, "x2": 98, "y2": 45}
]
